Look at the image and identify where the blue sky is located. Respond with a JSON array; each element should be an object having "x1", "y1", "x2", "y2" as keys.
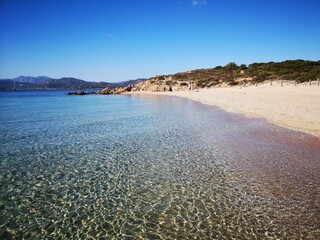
[{"x1": 1, "y1": 0, "x2": 319, "y2": 82}]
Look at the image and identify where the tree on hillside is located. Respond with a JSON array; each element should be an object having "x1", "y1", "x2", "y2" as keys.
[
  {"x1": 224, "y1": 62, "x2": 238, "y2": 70},
  {"x1": 239, "y1": 64, "x2": 247, "y2": 70}
]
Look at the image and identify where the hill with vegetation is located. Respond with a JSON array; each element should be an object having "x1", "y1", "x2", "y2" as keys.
[{"x1": 134, "y1": 60, "x2": 320, "y2": 91}]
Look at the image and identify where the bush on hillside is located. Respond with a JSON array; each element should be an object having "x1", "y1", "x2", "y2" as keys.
[{"x1": 224, "y1": 62, "x2": 238, "y2": 71}]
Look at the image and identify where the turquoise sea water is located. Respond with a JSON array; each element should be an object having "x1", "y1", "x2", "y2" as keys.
[{"x1": 0, "y1": 90, "x2": 320, "y2": 239}]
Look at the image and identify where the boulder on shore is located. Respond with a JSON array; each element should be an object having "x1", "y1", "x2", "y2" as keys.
[
  {"x1": 112, "y1": 87, "x2": 126, "y2": 94},
  {"x1": 99, "y1": 87, "x2": 111, "y2": 94}
]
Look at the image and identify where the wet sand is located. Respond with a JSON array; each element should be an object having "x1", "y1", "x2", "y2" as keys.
[{"x1": 127, "y1": 83, "x2": 320, "y2": 138}]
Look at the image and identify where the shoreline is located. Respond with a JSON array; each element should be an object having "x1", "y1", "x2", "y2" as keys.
[{"x1": 125, "y1": 83, "x2": 320, "y2": 138}]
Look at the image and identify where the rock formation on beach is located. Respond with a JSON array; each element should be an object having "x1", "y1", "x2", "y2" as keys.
[
  {"x1": 98, "y1": 87, "x2": 111, "y2": 94},
  {"x1": 98, "y1": 85, "x2": 135, "y2": 94}
]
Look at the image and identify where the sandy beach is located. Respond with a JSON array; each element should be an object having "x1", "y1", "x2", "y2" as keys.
[{"x1": 127, "y1": 82, "x2": 320, "y2": 138}]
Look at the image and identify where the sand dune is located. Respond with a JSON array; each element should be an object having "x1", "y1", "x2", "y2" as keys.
[{"x1": 128, "y1": 82, "x2": 320, "y2": 138}]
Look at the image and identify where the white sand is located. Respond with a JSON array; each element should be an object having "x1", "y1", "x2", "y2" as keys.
[{"x1": 127, "y1": 83, "x2": 320, "y2": 138}]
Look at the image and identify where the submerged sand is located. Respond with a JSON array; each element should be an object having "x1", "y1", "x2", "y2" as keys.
[{"x1": 127, "y1": 83, "x2": 320, "y2": 138}]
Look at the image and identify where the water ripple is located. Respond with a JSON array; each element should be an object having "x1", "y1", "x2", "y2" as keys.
[{"x1": 0, "y1": 92, "x2": 319, "y2": 239}]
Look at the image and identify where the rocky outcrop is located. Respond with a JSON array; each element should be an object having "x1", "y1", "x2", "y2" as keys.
[
  {"x1": 112, "y1": 87, "x2": 126, "y2": 94},
  {"x1": 132, "y1": 76, "x2": 177, "y2": 92},
  {"x1": 98, "y1": 87, "x2": 111, "y2": 94},
  {"x1": 107, "y1": 85, "x2": 135, "y2": 94},
  {"x1": 67, "y1": 86, "x2": 135, "y2": 95}
]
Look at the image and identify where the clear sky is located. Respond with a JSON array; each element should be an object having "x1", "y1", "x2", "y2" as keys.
[{"x1": 1, "y1": 0, "x2": 319, "y2": 82}]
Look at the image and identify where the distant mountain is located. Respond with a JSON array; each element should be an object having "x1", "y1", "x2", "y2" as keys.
[
  {"x1": 0, "y1": 76, "x2": 147, "y2": 90},
  {"x1": 12, "y1": 76, "x2": 51, "y2": 84},
  {"x1": 0, "y1": 80, "x2": 37, "y2": 90},
  {"x1": 43, "y1": 77, "x2": 87, "y2": 88}
]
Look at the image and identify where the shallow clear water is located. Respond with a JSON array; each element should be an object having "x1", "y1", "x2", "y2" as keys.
[{"x1": 0, "y1": 90, "x2": 319, "y2": 239}]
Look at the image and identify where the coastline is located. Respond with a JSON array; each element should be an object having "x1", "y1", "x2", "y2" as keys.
[{"x1": 125, "y1": 83, "x2": 320, "y2": 138}]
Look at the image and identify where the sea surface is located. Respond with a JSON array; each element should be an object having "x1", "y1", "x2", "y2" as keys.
[{"x1": 0, "y1": 90, "x2": 320, "y2": 239}]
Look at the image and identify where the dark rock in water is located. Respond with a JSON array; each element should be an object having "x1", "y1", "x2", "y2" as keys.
[
  {"x1": 67, "y1": 91, "x2": 86, "y2": 95},
  {"x1": 67, "y1": 85, "x2": 133, "y2": 95},
  {"x1": 67, "y1": 91, "x2": 97, "y2": 95},
  {"x1": 77, "y1": 91, "x2": 85, "y2": 95}
]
